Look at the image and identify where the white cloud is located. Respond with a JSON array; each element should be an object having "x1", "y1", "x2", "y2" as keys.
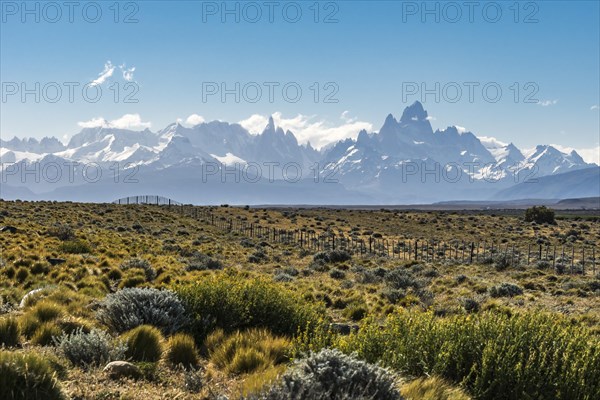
[
  {"x1": 238, "y1": 112, "x2": 373, "y2": 149},
  {"x1": 77, "y1": 117, "x2": 108, "y2": 128},
  {"x1": 119, "y1": 64, "x2": 136, "y2": 81},
  {"x1": 110, "y1": 114, "x2": 150, "y2": 130},
  {"x1": 550, "y1": 144, "x2": 600, "y2": 165},
  {"x1": 184, "y1": 114, "x2": 205, "y2": 127},
  {"x1": 455, "y1": 125, "x2": 467, "y2": 133},
  {"x1": 537, "y1": 99, "x2": 558, "y2": 107},
  {"x1": 91, "y1": 61, "x2": 115, "y2": 86},
  {"x1": 90, "y1": 61, "x2": 136, "y2": 86},
  {"x1": 238, "y1": 114, "x2": 271, "y2": 135},
  {"x1": 426, "y1": 115, "x2": 436, "y2": 121},
  {"x1": 591, "y1": 105, "x2": 599, "y2": 111},
  {"x1": 340, "y1": 110, "x2": 357, "y2": 123},
  {"x1": 77, "y1": 114, "x2": 151, "y2": 130},
  {"x1": 576, "y1": 147, "x2": 600, "y2": 165},
  {"x1": 478, "y1": 136, "x2": 508, "y2": 149}
]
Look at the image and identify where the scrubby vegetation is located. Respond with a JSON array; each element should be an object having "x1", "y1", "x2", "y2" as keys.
[
  {"x1": 0, "y1": 350, "x2": 66, "y2": 400},
  {"x1": 207, "y1": 328, "x2": 289, "y2": 375},
  {"x1": 0, "y1": 200, "x2": 599, "y2": 399},
  {"x1": 0, "y1": 316, "x2": 20, "y2": 347},
  {"x1": 55, "y1": 329, "x2": 126, "y2": 367},
  {"x1": 97, "y1": 287, "x2": 187, "y2": 334},
  {"x1": 401, "y1": 376, "x2": 471, "y2": 400},
  {"x1": 524, "y1": 206, "x2": 556, "y2": 224},
  {"x1": 176, "y1": 274, "x2": 324, "y2": 343},
  {"x1": 165, "y1": 333, "x2": 199, "y2": 369},
  {"x1": 336, "y1": 310, "x2": 600, "y2": 400},
  {"x1": 121, "y1": 325, "x2": 164, "y2": 362},
  {"x1": 251, "y1": 348, "x2": 403, "y2": 399}
]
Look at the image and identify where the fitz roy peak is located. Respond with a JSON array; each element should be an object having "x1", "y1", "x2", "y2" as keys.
[{"x1": 1, "y1": 102, "x2": 597, "y2": 204}]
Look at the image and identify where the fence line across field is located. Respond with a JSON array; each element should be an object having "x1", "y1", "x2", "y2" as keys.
[
  {"x1": 113, "y1": 195, "x2": 182, "y2": 206},
  {"x1": 180, "y1": 205, "x2": 598, "y2": 276},
  {"x1": 114, "y1": 200, "x2": 598, "y2": 276}
]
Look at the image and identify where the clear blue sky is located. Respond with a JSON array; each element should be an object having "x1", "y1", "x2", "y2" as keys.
[{"x1": 1, "y1": 0, "x2": 599, "y2": 154}]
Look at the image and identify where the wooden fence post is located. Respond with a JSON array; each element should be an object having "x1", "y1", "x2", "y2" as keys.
[
  {"x1": 470, "y1": 242, "x2": 474, "y2": 264},
  {"x1": 414, "y1": 240, "x2": 418, "y2": 260}
]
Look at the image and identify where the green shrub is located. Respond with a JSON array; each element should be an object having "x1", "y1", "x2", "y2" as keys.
[
  {"x1": 401, "y1": 376, "x2": 471, "y2": 400},
  {"x1": 254, "y1": 348, "x2": 402, "y2": 399},
  {"x1": 329, "y1": 269, "x2": 346, "y2": 280},
  {"x1": 20, "y1": 301, "x2": 64, "y2": 339},
  {"x1": 0, "y1": 350, "x2": 66, "y2": 400},
  {"x1": 31, "y1": 322, "x2": 63, "y2": 346},
  {"x1": 97, "y1": 287, "x2": 187, "y2": 334},
  {"x1": 31, "y1": 262, "x2": 49, "y2": 275},
  {"x1": 185, "y1": 252, "x2": 223, "y2": 271},
  {"x1": 494, "y1": 256, "x2": 510, "y2": 271},
  {"x1": 107, "y1": 268, "x2": 123, "y2": 280},
  {"x1": 176, "y1": 274, "x2": 324, "y2": 343},
  {"x1": 58, "y1": 240, "x2": 91, "y2": 254},
  {"x1": 208, "y1": 329, "x2": 289, "y2": 375},
  {"x1": 19, "y1": 314, "x2": 41, "y2": 339},
  {"x1": 55, "y1": 328, "x2": 126, "y2": 368},
  {"x1": 228, "y1": 347, "x2": 266, "y2": 375},
  {"x1": 120, "y1": 258, "x2": 156, "y2": 281},
  {"x1": 0, "y1": 317, "x2": 20, "y2": 347},
  {"x1": 31, "y1": 301, "x2": 64, "y2": 322},
  {"x1": 343, "y1": 304, "x2": 368, "y2": 321},
  {"x1": 462, "y1": 298, "x2": 480, "y2": 314},
  {"x1": 338, "y1": 310, "x2": 600, "y2": 400},
  {"x1": 273, "y1": 272, "x2": 295, "y2": 282},
  {"x1": 47, "y1": 224, "x2": 75, "y2": 241},
  {"x1": 385, "y1": 268, "x2": 421, "y2": 290},
  {"x1": 13, "y1": 259, "x2": 32, "y2": 268},
  {"x1": 122, "y1": 325, "x2": 163, "y2": 362},
  {"x1": 165, "y1": 333, "x2": 199, "y2": 369},
  {"x1": 313, "y1": 250, "x2": 352, "y2": 264},
  {"x1": 489, "y1": 283, "x2": 523, "y2": 298},
  {"x1": 56, "y1": 317, "x2": 93, "y2": 335},
  {"x1": 15, "y1": 267, "x2": 29, "y2": 283},
  {"x1": 4, "y1": 266, "x2": 16, "y2": 279},
  {"x1": 524, "y1": 206, "x2": 556, "y2": 224},
  {"x1": 291, "y1": 317, "x2": 338, "y2": 358},
  {"x1": 118, "y1": 275, "x2": 146, "y2": 289}
]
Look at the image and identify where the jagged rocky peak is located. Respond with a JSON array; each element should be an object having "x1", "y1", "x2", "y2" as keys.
[
  {"x1": 267, "y1": 115, "x2": 275, "y2": 131},
  {"x1": 569, "y1": 150, "x2": 585, "y2": 164},
  {"x1": 357, "y1": 129, "x2": 371, "y2": 144},
  {"x1": 400, "y1": 101, "x2": 428, "y2": 123},
  {"x1": 505, "y1": 143, "x2": 525, "y2": 161},
  {"x1": 383, "y1": 113, "x2": 397, "y2": 127},
  {"x1": 0, "y1": 136, "x2": 66, "y2": 153}
]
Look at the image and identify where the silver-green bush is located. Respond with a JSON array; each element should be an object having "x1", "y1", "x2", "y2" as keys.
[
  {"x1": 489, "y1": 282, "x2": 523, "y2": 297},
  {"x1": 55, "y1": 328, "x2": 126, "y2": 367},
  {"x1": 255, "y1": 348, "x2": 403, "y2": 400},
  {"x1": 96, "y1": 287, "x2": 187, "y2": 334}
]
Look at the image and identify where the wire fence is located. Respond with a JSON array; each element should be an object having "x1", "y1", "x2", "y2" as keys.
[
  {"x1": 113, "y1": 195, "x2": 182, "y2": 206},
  {"x1": 117, "y1": 201, "x2": 598, "y2": 276}
]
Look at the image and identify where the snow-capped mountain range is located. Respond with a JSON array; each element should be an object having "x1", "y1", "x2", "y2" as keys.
[{"x1": 1, "y1": 102, "x2": 598, "y2": 204}]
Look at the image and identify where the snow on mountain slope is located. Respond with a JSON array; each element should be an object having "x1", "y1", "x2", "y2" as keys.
[
  {"x1": 211, "y1": 153, "x2": 247, "y2": 166},
  {"x1": 1, "y1": 102, "x2": 595, "y2": 203}
]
